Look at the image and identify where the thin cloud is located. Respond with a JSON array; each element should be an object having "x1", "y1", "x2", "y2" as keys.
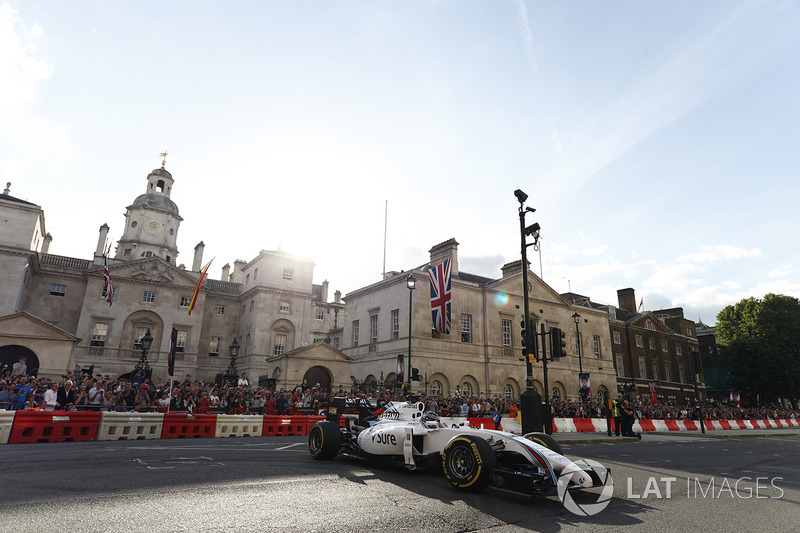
[{"x1": 514, "y1": 0, "x2": 540, "y2": 78}]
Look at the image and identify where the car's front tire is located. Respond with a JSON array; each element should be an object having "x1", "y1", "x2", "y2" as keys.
[
  {"x1": 442, "y1": 435, "x2": 496, "y2": 492},
  {"x1": 523, "y1": 432, "x2": 564, "y2": 455},
  {"x1": 308, "y1": 421, "x2": 341, "y2": 460}
]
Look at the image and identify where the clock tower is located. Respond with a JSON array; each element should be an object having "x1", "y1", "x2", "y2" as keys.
[{"x1": 115, "y1": 162, "x2": 183, "y2": 264}]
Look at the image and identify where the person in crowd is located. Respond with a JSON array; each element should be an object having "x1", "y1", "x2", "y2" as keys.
[
  {"x1": 43, "y1": 382, "x2": 60, "y2": 411},
  {"x1": 238, "y1": 373, "x2": 249, "y2": 390},
  {"x1": 613, "y1": 393, "x2": 623, "y2": 436},
  {"x1": 88, "y1": 380, "x2": 105, "y2": 407},
  {"x1": 11, "y1": 357, "x2": 27, "y2": 377},
  {"x1": 57, "y1": 380, "x2": 77, "y2": 411},
  {"x1": 14, "y1": 377, "x2": 31, "y2": 409},
  {"x1": 0, "y1": 384, "x2": 17, "y2": 409}
]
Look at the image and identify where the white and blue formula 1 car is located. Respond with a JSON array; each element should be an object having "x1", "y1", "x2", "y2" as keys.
[{"x1": 308, "y1": 398, "x2": 609, "y2": 496}]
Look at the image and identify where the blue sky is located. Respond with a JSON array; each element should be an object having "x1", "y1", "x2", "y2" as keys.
[{"x1": 2, "y1": 1, "x2": 799, "y2": 325}]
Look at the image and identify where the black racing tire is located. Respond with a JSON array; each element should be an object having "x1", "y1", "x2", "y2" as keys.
[
  {"x1": 308, "y1": 421, "x2": 341, "y2": 460},
  {"x1": 523, "y1": 432, "x2": 564, "y2": 455},
  {"x1": 441, "y1": 435, "x2": 496, "y2": 492}
]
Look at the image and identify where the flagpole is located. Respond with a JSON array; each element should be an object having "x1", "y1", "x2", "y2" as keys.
[{"x1": 382, "y1": 200, "x2": 387, "y2": 279}]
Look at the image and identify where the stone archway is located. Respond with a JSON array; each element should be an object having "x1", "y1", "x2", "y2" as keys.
[
  {"x1": 0, "y1": 345, "x2": 39, "y2": 376},
  {"x1": 302, "y1": 365, "x2": 332, "y2": 391}
]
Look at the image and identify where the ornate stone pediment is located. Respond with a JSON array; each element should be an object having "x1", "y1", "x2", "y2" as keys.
[{"x1": 129, "y1": 262, "x2": 175, "y2": 283}]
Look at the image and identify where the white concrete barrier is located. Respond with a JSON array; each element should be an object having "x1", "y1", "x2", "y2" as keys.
[
  {"x1": 97, "y1": 412, "x2": 165, "y2": 440},
  {"x1": 0, "y1": 410, "x2": 15, "y2": 444},
  {"x1": 215, "y1": 414, "x2": 263, "y2": 437}
]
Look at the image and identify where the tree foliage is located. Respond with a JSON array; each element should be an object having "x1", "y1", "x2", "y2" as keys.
[{"x1": 711, "y1": 294, "x2": 800, "y2": 403}]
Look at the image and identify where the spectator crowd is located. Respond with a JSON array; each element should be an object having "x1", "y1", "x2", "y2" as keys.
[{"x1": 1, "y1": 358, "x2": 796, "y2": 422}]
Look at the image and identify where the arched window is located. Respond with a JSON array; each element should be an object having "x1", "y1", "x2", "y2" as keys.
[
  {"x1": 597, "y1": 389, "x2": 606, "y2": 405},
  {"x1": 551, "y1": 387, "x2": 560, "y2": 400},
  {"x1": 503, "y1": 384, "x2": 513, "y2": 399},
  {"x1": 462, "y1": 382, "x2": 473, "y2": 397},
  {"x1": 429, "y1": 380, "x2": 443, "y2": 396}
]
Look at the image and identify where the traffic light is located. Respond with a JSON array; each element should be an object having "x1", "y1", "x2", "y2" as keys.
[
  {"x1": 411, "y1": 368, "x2": 421, "y2": 381},
  {"x1": 549, "y1": 327, "x2": 566, "y2": 358},
  {"x1": 520, "y1": 319, "x2": 529, "y2": 355}
]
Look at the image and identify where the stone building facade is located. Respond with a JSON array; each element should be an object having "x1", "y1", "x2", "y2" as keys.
[
  {"x1": 340, "y1": 239, "x2": 619, "y2": 403},
  {"x1": 0, "y1": 164, "x2": 343, "y2": 388}
]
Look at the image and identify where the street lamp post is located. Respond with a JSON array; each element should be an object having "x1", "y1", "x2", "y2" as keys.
[
  {"x1": 573, "y1": 312, "x2": 583, "y2": 376},
  {"x1": 135, "y1": 329, "x2": 153, "y2": 377},
  {"x1": 573, "y1": 312, "x2": 584, "y2": 406},
  {"x1": 222, "y1": 337, "x2": 240, "y2": 387},
  {"x1": 406, "y1": 274, "x2": 416, "y2": 389}
]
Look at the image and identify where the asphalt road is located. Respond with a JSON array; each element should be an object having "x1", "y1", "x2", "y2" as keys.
[{"x1": 1, "y1": 431, "x2": 798, "y2": 532}]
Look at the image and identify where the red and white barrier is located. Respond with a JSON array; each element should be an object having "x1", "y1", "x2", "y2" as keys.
[{"x1": 538, "y1": 417, "x2": 800, "y2": 434}]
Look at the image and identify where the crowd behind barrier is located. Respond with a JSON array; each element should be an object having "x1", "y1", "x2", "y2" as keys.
[{"x1": 1, "y1": 368, "x2": 797, "y2": 423}]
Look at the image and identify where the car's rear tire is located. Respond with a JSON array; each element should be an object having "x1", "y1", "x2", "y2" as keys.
[
  {"x1": 523, "y1": 432, "x2": 564, "y2": 455},
  {"x1": 308, "y1": 421, "x2": 341, "y2": 460},
  {"x1": 442, "y1": 435, "x2": 496, "y2": 492}
]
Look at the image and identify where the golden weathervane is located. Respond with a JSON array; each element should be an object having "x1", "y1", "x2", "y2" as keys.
[{"x1": 160, "y1": 150, "x2": 169, "y2": 167}]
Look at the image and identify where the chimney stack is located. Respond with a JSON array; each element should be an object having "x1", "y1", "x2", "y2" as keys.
[
  {"x1": 429, "y1": 238, "x2": 459, "y2": 275},
  {"x1": 41, "y1": 233, "x2": 52, "y2": 255},
  {"x1": 617, "y1": 288, "x2": 637, "y2": 314},
  {"x1": 93, "y1": 224, "x2": 110, "y2": 265},
  {"x1": 221, "y1": 263, "x2": 231, "y2": 282},
  {"x1": 321, "y1": 280, "x2": 329, "y2": 303},
  {"x1": 334, "y1": 290, "x2": 341, "y2": 304},
  {"x1": 192, "y1": 241, "x2": 205, "y2": 272}
]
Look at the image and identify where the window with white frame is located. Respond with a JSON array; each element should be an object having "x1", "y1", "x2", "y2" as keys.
[
  {"x1": 635, "y1": 334, "x2": 643, "y2": 348},
  {"x1": 652, "y1": 360, "x2": 659, "y2": 381},
  {"x1": 391, "y1": 309, "x2": 400, "y2": 339},
  {"x1": 316, "y1": 307, "x2": 325, "y2": 320},
  {"x1": 370, "y1": 314, "x2": 378, "y2": 344},
  {"x1": 180, "y1": 295, "x2": 191, "y2": 308},
  {"x1": 142, "y1": 291, "x2": 156, "y2": 303},
  {"x1": 274, "y1": 334, "x2": 287, "y2": 355},
  {"x1": 430, "y1": 380, "x2": 443, "y2": 396},
  {"x1": 333, "y1": 337, "x2": 339, "y2": 350},
  {"x1": 133, "y1": 327, "x2": 149, "y2": 348},
  {"x1": 502, "y1": 319, "x2": 512, "y2": 347},
  {"x1": 175, "y1": 330, "x2": 187, "y2": 352},
  {"x1": 675, "y1": 344, "x2": 682, "y2": 355},
  {"x1": 686, "y1": 327, "x2": 693, "y2": 336},
  {"x1": 209, "y1": 336, "x2": 221, "y2": 356},
  {"x1": 461, "y1": 314, "x2": 472, "y2": 343},
  {"x1": 462, "y1": 382, "x2": 473, "y2": 396},
  {"x1": 215, "y1": 304, "x2": 225, "y2": 315},
  {"x1": 503, "y1": 384, "x2": 513, "y2": 399},
  {"x1": 90, "y1": 323, "x2": 108, "y2": 347},
  {"x1": 664, "y1": 363, "x2": 672, "y2": 382},
  {"x1": 638, "y1": 358, "x2": 647, "y2": 379},
  {"x1": 279, "y1": 301, "x2": 290, "y2": 313},
  {"x1": 649, "y1": 337, "x2": 655, "y2": 350},
  {"x1": 353, "y1": 320, "x2": 359, "y2": 346},
  {"x1": 551, "y1": 387, "x2": 560, "y2": 400},
  {"x1": 679, "y1": 367, "x2": 686, "y2": 384},
  {"x1": 645, "y1": 320, "x2": 654, "y2": 330},
  {"x1": 282, "y1": 268, "x2": 294, "y2": 280},
  {"x1": 616, "y1": 355, "x2": 624, "y2": 377},
  {"x1": 593, "y1": 335, "x2": 601, "y2": 358},
  {"x1": 661, "y1": 339, "x2": 668, "y2": 352},
  {"x1": 613, "y1": 330, "x2": 621, "y2": 344},
  {"x1": 50, "y1": 284, "x2": 67, "y2": 296}
]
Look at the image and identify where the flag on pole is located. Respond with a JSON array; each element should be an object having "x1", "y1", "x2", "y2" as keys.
[
  {"x1": 429, "y1": 257, "x2": 452, "y2": 334},
  {"x1": 187, "y1": 259, "x2": 213, "y2": 315},
  {"x1": 102, "y1": 251, "x2": 113, "y2": 306},
  {"x1": 638, "y1": 297, "x2": 644, "y2": 312},
  {"x1": 168, "y1": 327, "x2": 178, "y2": 377},
  {"x1": 649, "y1": 382, "x2": 658, "y2": 403}
]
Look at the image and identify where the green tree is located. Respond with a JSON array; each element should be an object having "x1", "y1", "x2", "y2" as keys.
[{"x1": 714, "y1": 294, "x2": 800, "y2": 405}]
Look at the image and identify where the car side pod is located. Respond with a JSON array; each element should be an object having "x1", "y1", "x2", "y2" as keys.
[{"x1": 442, "y1": 435, "x2": 497, "y2": 492}]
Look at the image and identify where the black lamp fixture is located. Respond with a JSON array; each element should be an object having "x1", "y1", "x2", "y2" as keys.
[
  {"x1": 135, "y1": 328, "x2": 153, "y2": 376},
  {"x1": 222, "y1": 337, "x2": 240, "y2": 387}
]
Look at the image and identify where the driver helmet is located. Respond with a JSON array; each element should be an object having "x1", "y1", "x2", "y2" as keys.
[{"x1": 420, "y1": 411, "x2": 440, "y2": 429}]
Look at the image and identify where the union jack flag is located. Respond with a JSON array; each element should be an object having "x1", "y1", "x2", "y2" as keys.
[
  {"x1": 429, "y1": 257, "x2": 452, "y2": 334},
  {"x1": 102, "y1": 253, "x2": 113, "y2": 306}
]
